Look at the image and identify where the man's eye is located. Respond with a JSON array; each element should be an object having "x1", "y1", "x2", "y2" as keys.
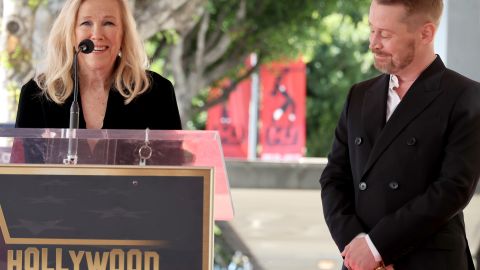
[
  {"x1": 380, "y1": 31, "x2": 392, "y2": 38},
  {"x1": 379, "y1": 31, "x2": 392, "y2": 38}
]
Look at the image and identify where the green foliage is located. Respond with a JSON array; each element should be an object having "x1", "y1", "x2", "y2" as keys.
[
  {"x1": 178, "y1": 0, "x2": 372, "y2": 126},
  {"x1": 213, "y1": 223, "x2": 234, "y2": 267},
  {"x1": 0, "y1": 51, "x2": 12, "y2": 69},
  {"x1": 2, "y1": 44, "x2": 32, "y2": 123},
  {"x1": 188, "y1": 88, "x2": 209, "y2": 130},
  {"x1": 6, "y1": 81, "x2": 20, "y2": 121},
  {"x1": 306, "y1": 14, "x2": 379, "y2": 157},
  {"x1": 28, "y1": 0, "x2": 47, "y2": 10},
  {"x1": 146, "y1": 31, "x2": 179, "y2": 75},
  {"x1": 0, "y1": 44, "x2": 31, "y2": 70},
  {"x1": 204, "y1": 0, "x2": 371, "y2": 64},
  {"x1": 163, "y1": 0, "x2": 372, "y2": 84}
]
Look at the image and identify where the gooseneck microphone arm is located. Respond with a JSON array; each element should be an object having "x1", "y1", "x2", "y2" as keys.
[{"x1": 64, "y1": 39, "x2": 95, "y2": 165}]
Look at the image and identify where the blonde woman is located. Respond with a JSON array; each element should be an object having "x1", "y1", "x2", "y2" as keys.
[{"x1": 15, "y1": 0, "x2": 181, "y2": 130}]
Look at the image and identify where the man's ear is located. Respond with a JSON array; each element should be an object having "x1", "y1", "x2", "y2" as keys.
[{"x1": 420, "y1": 22, "x2": 436, "y2": 44}]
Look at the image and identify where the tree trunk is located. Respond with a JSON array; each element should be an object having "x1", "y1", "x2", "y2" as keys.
[
  {"x1": 167, "y1": 0, "x2": 248, "y2": 125},
  {"x1": 134, "y1": 0, "x2": 205, "y2": 39}
]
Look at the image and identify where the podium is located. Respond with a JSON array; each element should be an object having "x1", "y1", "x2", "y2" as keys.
[{"x1": 0, "y1": 128, "x2": 233, "y2": 270}]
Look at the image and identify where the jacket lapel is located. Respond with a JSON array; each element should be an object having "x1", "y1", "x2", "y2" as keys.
[
  {"x1": 362, "y1": 75, "x2": 389, "y2": 148},
  {"x1": 361, "y1": 57, "x2": 446, "y2": 179}
]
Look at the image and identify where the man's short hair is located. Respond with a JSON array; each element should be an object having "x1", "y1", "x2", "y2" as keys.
[{"x1": 374, "y1": 0, "x2": 444, "y2": 26}]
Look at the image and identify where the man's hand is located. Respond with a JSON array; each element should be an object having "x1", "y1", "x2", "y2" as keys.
[{"x1": 341, "y1": 236, "x2": 379, "y2": 270}]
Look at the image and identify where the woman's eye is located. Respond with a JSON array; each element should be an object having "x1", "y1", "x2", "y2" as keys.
[
  {"x1": 80, "y1": 21, "x2": 92, "y2": 26},
  {"x1": 104, "y1": 21, "x2": 115, "y2": 26}
]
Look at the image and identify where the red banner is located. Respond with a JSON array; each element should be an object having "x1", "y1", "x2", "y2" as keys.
[
  {"x1": 206, "y1": 79, "x2": 251, "y2": 158},
  {"x1": 206, "y1": 59, "x2": 306, "y2": 160},
  {"x1": 259, "y1": 60, "x2": 306, "y2": 160}
]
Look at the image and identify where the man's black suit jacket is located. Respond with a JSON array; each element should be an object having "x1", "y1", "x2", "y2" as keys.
[
  {"x1": 15, "y1": 70, "x2": 182, "y2": 130},
  {"x1": 320, "y1": 57, "x2": 480, "y2": 269}
]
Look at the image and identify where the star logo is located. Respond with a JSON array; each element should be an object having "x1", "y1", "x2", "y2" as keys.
[
  {"x1": 89, "y1": 208, "x2": 148, "y2": 219},
  {"x1": 10, "y1": 219, "x2": 73, "y2": 236}
]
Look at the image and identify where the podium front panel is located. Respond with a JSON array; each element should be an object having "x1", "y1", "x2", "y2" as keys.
[{"x1": 0, "y1": 165, "x2": 213, "y2": 270}]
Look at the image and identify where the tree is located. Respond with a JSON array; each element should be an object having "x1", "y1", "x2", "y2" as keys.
[
  {"x1": 306, "y1": 14, "x2": 379, "y2": 157},
  {"x1": 148, "y1": 0, "x2": 372, "y2": 125}
]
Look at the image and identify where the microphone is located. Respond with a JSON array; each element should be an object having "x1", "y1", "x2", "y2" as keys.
[
  {"x1": 78, "y1": 39, "x2": 94, "y2": 54},
  {"x1": 64, "y1": 39, "x2": 94, "y2": 165},
  {"x1": 70, "y1": 39, "x2": 94, "y2": 129}
]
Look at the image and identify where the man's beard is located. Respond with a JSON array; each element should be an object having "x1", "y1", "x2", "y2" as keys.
[{"x1": 372, "y1": 41, "x2": 415, "y2": 74}]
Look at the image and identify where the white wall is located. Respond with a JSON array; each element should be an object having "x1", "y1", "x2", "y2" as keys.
[{"x1": 443, "y1": 0, "x2": 480, "y2": 81}]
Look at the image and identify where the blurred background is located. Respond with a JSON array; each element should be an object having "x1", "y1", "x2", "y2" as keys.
[{"x1": 0, "y1": 0, "x2": 479, "y2": 269}]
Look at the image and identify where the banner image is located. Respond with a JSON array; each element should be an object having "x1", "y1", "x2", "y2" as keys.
[
  {"x1": 259, "y1": 60, "x2": 306, "y2": 161},
  {"x1": 206, "y1": 79, "x2": 251, "y2": 159},
  {"x1": 207, "y1": 59, "x2": 306, "y2": 160}
]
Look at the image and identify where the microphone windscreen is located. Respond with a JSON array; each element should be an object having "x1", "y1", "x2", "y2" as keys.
[{"x1": 79, "y1": 39, "x2": 94, "y2": 54}]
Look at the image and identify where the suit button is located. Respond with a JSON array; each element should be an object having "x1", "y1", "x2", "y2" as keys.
[
  {"x1": 389, "y1": 181, "x2": 399, "y2": 190},
  {"x1": 359, "y1": 182, "x2": 367, "y2": 191},
  {"x1": 355, "y1": 137, "x2": 363, "y2": 145},
  {"x1": 407, "y1": 137, "x2": 417, "y2": 146}
]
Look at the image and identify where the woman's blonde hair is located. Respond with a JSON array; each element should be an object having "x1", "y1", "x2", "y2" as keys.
[{"x1": 36, "y1": 0, "x2": 150, "y2": 104}]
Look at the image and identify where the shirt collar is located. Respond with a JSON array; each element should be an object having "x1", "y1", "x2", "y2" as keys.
[{"x1": 389, "y1": 74, "x2": 399, "y2": 91}]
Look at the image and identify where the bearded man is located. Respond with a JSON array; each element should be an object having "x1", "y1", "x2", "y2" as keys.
[{"x1": 319, "y1": 1, "x2": 480, "y2": 269}]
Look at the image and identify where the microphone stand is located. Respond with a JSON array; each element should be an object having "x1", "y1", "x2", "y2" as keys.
[
  {"x1": 63, "y1": 39, "x2": 94, "y2": 165},
  {"x1": 64, "y1": 50, "x2": 81, "y2": 165}
]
